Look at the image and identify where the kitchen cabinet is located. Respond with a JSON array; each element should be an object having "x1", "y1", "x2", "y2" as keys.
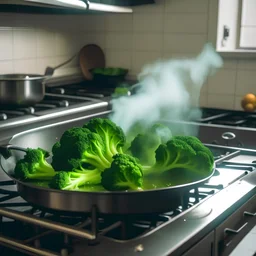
[
  {"x1": 208, "y1": 0, "x2": 256, "y2": 57},
  {"x1": 214, "y1": 194, "x2": 256, "y2": 256},
  {"x1": 0, "y1": 0, "x2": 155, "y2": 14},
  {"x1": 240, "y1": 0, "x2": 256, "y2": 48},
  {"x1": 182, "y1": 231, "x2": 214, "y2": 256}
]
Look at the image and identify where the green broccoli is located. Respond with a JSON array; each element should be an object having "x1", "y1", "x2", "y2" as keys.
[
  {"x1": 101, "y1": 154, "x2": 143, "y2": 191},
  {"x1": 51, "y1": 127, "x2": 110, "y2": 172},
  {"x1": 14, "y1": 148, "x2": 56, "y2": 181},
  {"x1": 49, "y1": 169, "x2": 101, "y2": 190},
  {"x1": 83, "y1": 118, "x2": 126, "y2": 161},
  {"x1": 144, "y1": 136, "x2": 214, "y2": 178},
  {"x1": 130, "y1": 123, "x2": 172, "y2": 165}
]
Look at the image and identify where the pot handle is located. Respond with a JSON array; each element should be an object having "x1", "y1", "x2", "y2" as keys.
[{"x1": 0, "y1": 144, "x2": 27, "y2": 159}]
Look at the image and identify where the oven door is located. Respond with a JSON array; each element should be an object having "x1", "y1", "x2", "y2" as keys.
[{"x1": 215, "y1": 194, "x2": 256, "y2": 256}]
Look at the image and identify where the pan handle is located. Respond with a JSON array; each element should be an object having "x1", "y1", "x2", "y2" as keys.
[{"x1": 0, "y1": 144, "x2": 27, "y2": 159}]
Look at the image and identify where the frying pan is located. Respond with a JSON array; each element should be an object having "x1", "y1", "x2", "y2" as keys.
[{"x1": 0, "y1": 113, "x2": 215, "y2": 215}]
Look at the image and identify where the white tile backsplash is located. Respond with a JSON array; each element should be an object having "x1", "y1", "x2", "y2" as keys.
[
  {"x1": 163, "y1": 34, "x2": 207, "y2": 53},
  {"x1": 133, "y1": 33, "x2": 163, "y2": 51},
  {"x1": 133, "y1": 13, "x2": 164, "y2": 32},
  {"x1": 164, "y1": 13, "x2": 208, "y2": 34},
  {"x1": 106, "y1": 33, "x2": 132, "y2": 50},
  {"x1": 131, "y1": 51, "x2": 162, "y2": 74},
  {"x1": 36, "y1": 29, "x2": 56, "y2": 58},
  {"x1": 13, "y1": 59, "x2": 37, "y2": 73},
  {"x1": 0, "y1": 1, "x2": 255, "y2": 111},
  {"x1": 208, "y1": 70, "x2": 237, "y2": 94},
  {"x1": 165, "y1": 0, "x2": 209, "y2": 13},
  {"x1": 105, "y1": 50, "x2": 132, "y2": 70},
  {"x1": 0, "y1": 29, "x2": 13, "y2": 61},
  {"x1": 36, "y1": 57, "x2": 56, "y2": 74},
  {"x1": 208, "y1": 94, "x2": 235, "y2": 109},
  {"x1": 105, "y1": 14, "x2": 133, "y2": 32},
  {"x1": 0, "y1": 60, "x2": 13, "y2": 74},
  {"x1": 13, "y1": 29, "x2": 36, "y2": 59}
]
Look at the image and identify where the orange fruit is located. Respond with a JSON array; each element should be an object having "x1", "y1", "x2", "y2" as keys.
[
  {"x1": 241, "y1": 93, "x2": 256, "y2": 110},
  {"x1": 243, "y1": 103, "x2": 255, "y2": 112}
]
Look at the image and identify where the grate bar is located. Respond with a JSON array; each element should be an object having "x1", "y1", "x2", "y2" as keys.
[
  {"x1": 0, "y1": 235, "x2": 59, "y2": 256},
  {"x1": 0, "y1": 207, "x2": 96, "y2": 240}
]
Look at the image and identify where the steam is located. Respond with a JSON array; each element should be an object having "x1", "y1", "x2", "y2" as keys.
[{"x1": 110, "y1": 43, "x2": 223, "y2": 136}]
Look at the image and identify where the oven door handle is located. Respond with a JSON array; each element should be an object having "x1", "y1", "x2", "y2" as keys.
[
  {"x1": 220, "y1": 217, "x2": 256, "y2": 256},
  {"x1": 244, "y1": 211, "x2": 256, "y2": 217},
  {"x1": 224, "y1": 222, "x2": 248, "y2": 235}
]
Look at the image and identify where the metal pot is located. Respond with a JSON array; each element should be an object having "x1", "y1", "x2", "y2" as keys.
[
  {"x1": 0, "y1": 74, "x2": 46, "y2": 106},
  {"x1": 0, "y1": 53, "x2": 77, "y2": 107}
]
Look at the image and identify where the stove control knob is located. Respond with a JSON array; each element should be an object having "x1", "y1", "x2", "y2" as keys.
[
  {"x1": 222, "y1": 132, "x2": 236, "y2": 146},
  {"x1": 222, "y1": 132, "x2": 236, "y2": 140}
]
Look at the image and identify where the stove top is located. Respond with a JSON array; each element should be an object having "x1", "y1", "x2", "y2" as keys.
[
  {"x1": 0, "y1": 83, "x2": 114, "y2": 137},
  {"x1": 195, "y1": 107, "x2": 256, "y2": 128},
  {"x1": 0, "y1": 144, "x2": 255, "y2": 256}
]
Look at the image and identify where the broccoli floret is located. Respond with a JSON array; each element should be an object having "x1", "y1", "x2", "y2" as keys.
[
  {"x1": 101, "y1": 154, "x2": 143, "y2": 191},
  {"x1": 83, "y1": 118, "x2": 125, "y2": 162},
  {"x1": 14, "y1": 148, "x2": 56, "y2": 181},
  {"x1": 144, "y1": 136, "x2": 214, "y2": 177},
  {"x1": 130, "y1": 123, "x2": 172, "y2": 165},
  {"x1": 49, "y1": 169, "x2": 101, "y2": 190},
  {"x1": 51, "y1": 127, "x2": 110, "y2": 172}
]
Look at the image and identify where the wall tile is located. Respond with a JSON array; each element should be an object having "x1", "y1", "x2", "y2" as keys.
[
  {"x1": 164, "y1": 13, "x2": 208, "y2": 33},
  {"x1": 222, "y1": 59, "x2": 237, "y2": 69},
  {"x1": 14, "y1": 59, "x2": 37, "y2": 73},
  {"x1": 0, "y1": 60, "x2": 13, "y2": 74},
  {"x1": 105, "y1": 14, "x2": 133, "y2": 32},
  {"x1": 164, "y1": 34, "x2": 207, "y2": 53},
  {"x1": 105, "y1": 50, "x2": 132, "y2": 70},
  {"x1": 0, "y1": 29, "x2": 13, "y2": 60},
  {"x1": 55, "y1": 55, "x2": 79, "y2": 69},
  {"x1": 133, "y1": 33, "x2": 163, "y2": 51},
  {"x1": 36, "y1": 29, "x2": 56, "y2": 58},
  {"x1": 13, "y1": 29, "x2": 36, "y2": 59},
  {"x1": 236, "y1": 70, "x2": 256, "y2": 96},
  {"x1": 208, "y1": 94, "x2": 234, "y2": 109},
  {"x1": 79, "y1": 33, "x2": 106, "y2": 49},
  {"x1": 78, "y1": 15, "x2": 106, "y2": 32},
  {"x1": 208, "y1": 70, "x2": 236, "y2": 94},
  {"x1": 199, "y1": 93, "x2": 208, "y2": 107},
  {"x1": 106, "y1": 33, "x2": 132, "y2": 50},
  {"x1": 131, "y1": 51, "x2": 162, "y2": 74},
  {"x1": 237, "y1": 59, "x2": 256, "y2": 70},
  {"x1": 36, "y1": 57, "x2": 56, "y2": 74},
  {"x1": 133, "y1": 13, "x2": 164, "y2": 32},
  {"x1": 55, "y1": 32, "x2": 81, "y2": 56},
  {"x1": 165, "y1": 0, "x2": 209, "y2": 13},
  {"x1": 234, "y1": 96, "x2": 243, "y2": 110}
]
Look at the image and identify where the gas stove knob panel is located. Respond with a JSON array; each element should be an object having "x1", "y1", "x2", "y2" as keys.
[{"x1": 221, "y1": 132, "x2": 236, "y2": 146}]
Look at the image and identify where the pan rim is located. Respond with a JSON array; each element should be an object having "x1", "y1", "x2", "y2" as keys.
[
  {"x1": 2, "y1": 158, "x2": 215, "y2": 195},
  {"x1": 0, "y1": 73, "x2": 45, "y2": 81}
]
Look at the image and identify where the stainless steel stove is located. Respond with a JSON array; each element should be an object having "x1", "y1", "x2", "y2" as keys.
[
  {"x1": 0, "y1": 82, "x2": 114, "y2": 140},
  {"x1": 190, "y1": 108, "x2": 256, "y2": 149},
  {"x1": 0, "y1": 81, "x2": 256, "y2": 256},
  {"x1": 0, "y1": 142, "x2": 255, "y2": 256}
]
